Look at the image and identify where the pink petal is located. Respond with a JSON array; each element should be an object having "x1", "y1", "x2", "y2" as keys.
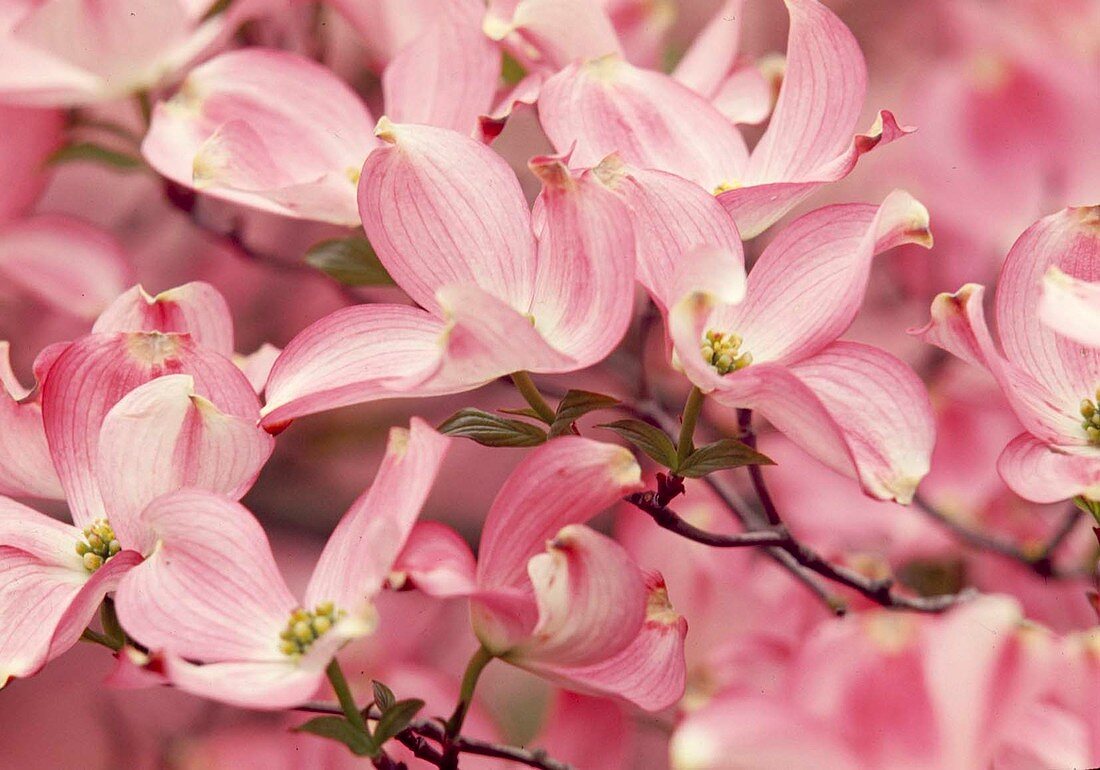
[
  {"x1": 526, "y1": 156, "x2": 636, "y2": 367},
  {"x1": 486, "y1": 0, "x2": 622, "y2": 73},
  {"x1": 234, "y1": 342, "x2": 280, "y2": 395},
  {"x1": 165, "y1": 656, "x2": 324, "y2": 710},
  {"x1": 1040, "y1": 267, "x2": 1100, "y2": 348},
  {"x1": 96, "y1": 374, "x2": 273, "y2": 551},
  {"x1": 41, "y1": 332, "x2": 262, "y2": 527},
  {"x1": 591, "y1": 157, "x2": 743, "y2": 311},
  {"x1": 432, "y1": 282, "x2": 577, "y2": 379},
  {"x1": 0, "y1": 543, "x2": 140, "y2": 686},
  {"x1": 476, "y1": 71, "x2": 544, "y2": 144},
  {"x1": 0, "y1": 215, "x2": 130, "y2": 320},
  {"x1": 719, "y1": 111, "x2": 915, "y2": 239},
  {"x1": 913, "y1": 285, "x2": 1082, "y2": 444},
  {"x1": 93, "y1": 282, "x2": 234, "y2": 357},
  {"x1": 513, "y1": 524, "x2": 646, "y2": 667},
  {"x1": 538, "y1": 56, "x2": 749, "y2": 192},
  {"x1": 0, "y1": 495, "x2": 79, "y2": 560},
  {"x1": 8, "y1": 0, "x2": 225, "y2": 104},
  {"x1": 0, "y1": 104, "x2": 63, "y2": 221},
  {"x1": 103, "y1": 645, "x2": 168, "y2": 690},
  {"x1": 744, "y1": 0, "x2": 866, "y2": 183},
  {"x1": 324, "y1": 0, "x2": 438, "y2": 68},
  {"x1": 477, "y1": 436, "x2": 643, "y2": 591},
  {"x1": 142, "y1": 48, "x2": 375, "y2": 225},
  {"x1": 358, "y1": 121, "x2": 537, "y2": 316},
  {"x1": 997, "y1": 433, "x2": 1100, "y2": 504},
  {"x1": 782, "y1": 342, "x2": 935, "y2": 503},
  {"x1": 0, "y1": 343, "x2": 62, "y2": 500},
  {"x1": 115, "y1": 489, "x2": 296, "y2": 661},
  {"x1": 0, "y1": 35, "x2": 104, "y2": 104},
  {"x1": 528, "y1": 691, "x2": 630, "y2": 770},
  {"x1": 382, "y1": 0, "x2": 500, "y2": 134},
  {"x1": 671, "y1": 0, "x2": 744, "y2": 98},
  {"x1": 671, "y1": 695, "x2": 860, "y2": 770},
  {"x1": 390, "y1": 521, "x2": 478, "y2": 598},
  {"x1": 723, "y1": 191, "x2": 932, "y2": 365},
  {"x1": 995, "y1": 206, "x2": 1100, "y2": 402},
  {"x1": 260, "y1": 304, "x2": 469, "y2": 428},
  {"x1": 305, "y1": 419, "x2": 450, "y2": 614},
  {"x1": 527, "y1": 571, "x2": 687, "y2": 711},
  {"x1": 711, "y1": 63, "x2": 773, "y2": 126},
  {"x1": 702, "y1": 343, "x2": 935, "y2": 503}
]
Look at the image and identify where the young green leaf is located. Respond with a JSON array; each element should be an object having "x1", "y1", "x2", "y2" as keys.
[
  {"x1": 304, "y1": 237, "x2": 395, "y2": 286},
  {"x1": 677, "y1": 438, "x2": 775, "y2": 478},
  {"x1": 371, "y1": 680, "x2": 396, "y2": 712},
  {"x1": 438, "y1": 408, "x2": 547, "y2": 447},
  {"x1": 549, "y1": 389, "x2": 621, "y2": 437},
  {"x1": 373, "y1": 698, "x2": 426, "y2": 746},
  {"x1": 48, "y1": 143, "x2": 144, "y2": 171},
  {"x1": 498, "y1": 406, "x2": 545, "y2": 420},
  {"x1": 598, "y1": 419, "x2": 678, "y2": 468},
  {"x1": 294, "y1": 716, "x2": 377, "y2": 756}
]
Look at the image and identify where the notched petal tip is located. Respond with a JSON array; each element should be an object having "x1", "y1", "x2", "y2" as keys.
[
  {"x1": 880, "y1": 189, "x2": 933, "y2": 249},
  {"x1": 374, "y1": 116, "x2": 398, "y2": 144},
  {"x1": 528, "y1": 148, "x2": 577, "y2": 189}
]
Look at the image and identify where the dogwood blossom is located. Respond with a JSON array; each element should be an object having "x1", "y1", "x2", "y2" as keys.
[{"x1": 916, "y1": 206, "x2": 1100, "y2": 503}]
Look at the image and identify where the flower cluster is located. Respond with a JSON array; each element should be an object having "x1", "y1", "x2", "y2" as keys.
[{"x1": 0, "y1": 0, "x2": 1097, "y2": 768}]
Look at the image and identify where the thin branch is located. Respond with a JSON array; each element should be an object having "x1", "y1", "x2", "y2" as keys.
[
  {"x1": 297, "y1": 703, "x2": 574, "y2": 770},
  {"x1": 622, "y1": 397, "x2": 973, "y2": 614},
  {"x1": 912, "y1": 493, "x2": 1079, "y2": 579}
]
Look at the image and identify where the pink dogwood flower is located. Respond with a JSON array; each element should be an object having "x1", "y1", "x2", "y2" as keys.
[
  {"x1": 0, "y1": 0, "x2": 242, "y2": 105},
  {"x1": 260, "y1": 121, "x2": 634, "y2": 427},
  {"x1": 670, "y1": 597, "x2": 1068, "y2": 770},
  {"x1": 915, "y1": 206, "x2": 1100, "y2": 504},
  {"x1": 1041, "y1": 267, "x2": 1100, "y2": 348},
  {"x1": 112, "y1": 419, "x2": 449, "y2": 709},
  {"x1": 0, "y1": 283, "x2": 274, "y2": 685},
  {"x1": 537, "y1": 0, "x2": 914, "y2": 239},
  {"x1": 141, "y1": 0, "x2": 499, "y2": 226},
  {"x1": 392, "y1": 437, "x2": 687, "y2": 711},
  {"x1": 668, "y1": 191, "x2": 936, "y2": 502}
]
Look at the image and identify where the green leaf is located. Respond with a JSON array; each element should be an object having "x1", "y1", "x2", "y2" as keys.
[
  {"x1": 295, "y1": 716, "x2": 376, "y2": 756},
  {"x1": 48, "y1": 143, "x2": 143, "y2": 171},
  {"x1": 677, "y1": 438, "x2": 774, "y2": 478},
  {"x1": 598, "y1": 419, "x2": 678, "y2": 468},
  {"x1": 371, "y1": 680, "x2": 396, "y2": 712},
  {"x1": 551, "y1": 389, "x2": 620, "y2": 426},
  {"x1": 373, "y1": 698, "x2": 425, "y2": 746},
  {"x1": 499, "y1": 406, "x2": 544, "y2": 419},
  {"x1": 304, "y1": 237, "x2": 395, "y2": 286},
  {"x1": 501, "y1": 52, "x2": 527, "y2": 86},
  {"x1": 438, "y1": 408, "x2": 547, "y2": 447}
]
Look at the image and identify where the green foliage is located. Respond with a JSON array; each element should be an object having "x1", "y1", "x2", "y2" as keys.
[
  {"x1": 548, "y1": 389, "x2": 621, "y2": 437},
  {"x1": 48, "y1": 142, "x2": 143, "y2": 171},
  {"x1": 304, "y1": 237, "x2": 395, "y2": 286},
  {"x1": 295, "y1": 716, "x2": 377, "y2": 757},
  {"x1": 677, "y1": 438, "x2": 775, "y2": 478},
  {"x1": 439, "y1": 408, "x2": 548, "y2": 447},
  {"x1": 599, "y1": 419, "x2": 678, "y2": 468}
]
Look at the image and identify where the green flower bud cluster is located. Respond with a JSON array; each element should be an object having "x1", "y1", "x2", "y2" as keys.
[
  {"x1": 279, "y1": 602, "x2": 342, "y2": 658},
  {"x1": 701, "y1": 329, "x2": 753, "y2": 375},
  {"x1": 1081, "y1": 390, "x2": 1100, "y2": 445},
  {"x1": 75, "y1": 519, "x2": 121, "y2": 572}
]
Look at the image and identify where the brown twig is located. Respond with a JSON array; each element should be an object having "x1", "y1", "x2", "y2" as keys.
[{"x1": 296, "y1": 703, "x2": 574, "y2": 770}]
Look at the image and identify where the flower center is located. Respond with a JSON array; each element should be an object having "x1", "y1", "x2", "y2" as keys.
[
  {"x1": 1080, "y1": 389, "x2": 1100, "y2": 445},
  {"x1": 75, "y1": 519, "x2": 121, "y2": 572},
  {"x1": 712, "y1": 180, "x2": 742, "y2": 195},
  {"x1": 278, "y1": 602, "x2": 343, "y2": 658},
  {"x1": 701, "y1": 329, "x2": 752, "y2": 375}
]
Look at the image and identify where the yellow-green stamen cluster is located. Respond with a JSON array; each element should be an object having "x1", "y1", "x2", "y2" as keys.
[
  {"x1": 75, "y1": 519, "x2": 120, "y2": 572},
  {"x1": 701, "y1": 330, "x2": 753, "y2": 375},
  {"x1": 278, "y1": 602, "x2": 342, "y2": 658},
  {"x1": 1081, "y1": 389, "x2": 1100, "y2": 445}
]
